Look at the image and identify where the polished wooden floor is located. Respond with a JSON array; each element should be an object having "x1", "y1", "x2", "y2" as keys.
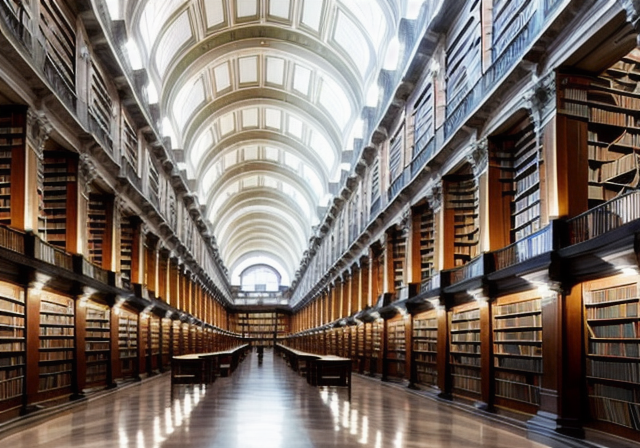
[{"x1": 0, "y1": 350, "x2": 595, "y2": 448}]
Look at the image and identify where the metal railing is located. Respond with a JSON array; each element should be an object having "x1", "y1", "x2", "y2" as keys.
[
  {"x1": 568, "y1": 191, "x2": 640, "y2": 245},
  {"x1": 420, "y1": 273, "x2": 440, "y2": 295},
  {"x1": 34, "y1": 238, "x2": 73, "y2": 271},
  {"x1": 0, "y1": 226, "x2": 24, "y2": 254},
  {"x1": 447, "y1": 254, "x2": 486, "y2": 286},
  {"x1": 492, "y1": 224, "x2": 555, "y2": 271}
]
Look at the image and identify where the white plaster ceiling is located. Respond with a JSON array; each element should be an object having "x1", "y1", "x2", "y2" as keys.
[{"x1": 113, "y1": 0, "x2": 425, "y2": 287}]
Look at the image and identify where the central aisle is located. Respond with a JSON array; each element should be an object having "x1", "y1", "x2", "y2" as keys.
[{"x1": 1, "y1": 350, "x2": 561, "y2": 448}]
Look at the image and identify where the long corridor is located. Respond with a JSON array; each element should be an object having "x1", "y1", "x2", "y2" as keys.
[{"x1": 0, "y1": 350, "x2": 580, "y2": 448}]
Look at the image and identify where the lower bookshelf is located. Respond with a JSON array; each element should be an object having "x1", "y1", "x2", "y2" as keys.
[
  {"x1": 118, "y1": 308, "x2": 138, "y2": 379},
  {"x1": 0, "y1": 282, "x2": 25, "y2": 409},
  {"x1": 85, "y1": 300, "x2": 110, "y2": 386},
  {"x1": 39, "y1": 292, "x2": 75, "y2": 395},
  {"x1": 584, "y1": 277, "x2": 640, "y2": 431},
  {"x1": 413, "y1": 310, "x2": 438, "y2": 388},
  {"x1": 450, "y1": 306, "x2": 481, "y2": 397}
]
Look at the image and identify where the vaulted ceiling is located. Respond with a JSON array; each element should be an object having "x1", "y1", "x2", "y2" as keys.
[{"x1": 111, "y1": 0, "x2": 425, "y2": 288}]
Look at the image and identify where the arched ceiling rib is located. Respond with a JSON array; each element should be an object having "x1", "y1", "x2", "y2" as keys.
[{"x1": 121, "y1": 0, "x2": 413, "y2": 290}]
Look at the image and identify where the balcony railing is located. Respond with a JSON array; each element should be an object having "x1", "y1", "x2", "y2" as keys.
[
  {"x1": 446, "y1": 254, "x2": 487, "y2": 286},
  {"x1": 388, "y1": 169, "x2": 408, "y2": 201},
  {"x1": 568, "y1": 191, "x2": 640, "y2": 245},
  {"x1": 419, "y1": 273, "x2": 440, "y2": 295},
  {"x1": 492, "y1": 224, "x2": 556, "y2": 271},
  {"x1": 445, "y1": 3, "x2": 555, "y2": 140},
  {"x1": 0, "y1": 0, "x2": 31, "y2": 49},
  {"x1": 411, "y1": 136, "x2": 435, "y2": 177},
  {"x1": 0, "y1": 226, "x2": 24, "y2": 254},
  {"x1": 34, "y1": 238, "x2": 73, "y2": 271}
]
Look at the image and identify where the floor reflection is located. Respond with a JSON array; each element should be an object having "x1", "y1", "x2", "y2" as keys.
[{"x1": 0, "y1": 350, "x2": 574, "y2": 448}]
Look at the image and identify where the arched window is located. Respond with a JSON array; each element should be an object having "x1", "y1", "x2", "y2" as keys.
[{"x1": 240, "y1": 264, "x2": 281, "y2": 292}]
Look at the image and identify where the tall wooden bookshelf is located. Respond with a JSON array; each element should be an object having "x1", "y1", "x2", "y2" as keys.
[
  {"x1": 445, "y1": 174, "x2": 480, "y2": 267},
  {"x1": 161, "y1": 318, "x2": 171, "y2": 368},
  {"x1": 584, "y1": 277, "x2": 640, "y2": 431},
  {"x1": 493, "y1": 296, "x2": 543, "y2": 410},
  {"x1": 0, "y1": 109, "x2": 25, "y2": 228},
  {"x1": 149, "y1": 316, "x2": 160, "y2": 371},
  {"x1": 371, "y1": 319, "x2": 383, "y2": 375},
  {"x1": 0, "y1": 283, "x2": 25, "y2": 411},
  {"x1": 386, "y1": 319, "x2": 406, "y2": 378},
  {"x1": 449, "y1": 305, "x2": 482, "y2": 398},
  {"x1": 413, "y1": 310, "x2": 438, "y2": 388},
  {"x1": 87, "y1": 193, "x2": 109, "y2": 268},
  {"x1": 172, "y1": 321, "x2": 181, "y2": 356},
  {"x1": 84, "y1": 301, "x2": 110, "y2": 387},
  {"x1": 39, "y1": 152, "x2": 77, "y2": 248},
  {"x1": 391, "y1": 230, "x2": 407, "y2": 293},
  {"x1": 558, "y1": 49, "x2": 640, "y2": 207},
  {"x1": 119, "y1": 216, "x2": 134, "y2": 289},
  {"x1": 117, "y1": 308, "x2": 138, "y2": 380},
  {"x1": 39, "y1": 292, "x2": 74, "y2": 396},
  {"x1": 418, "y1": 207, "x2": 436, "y2": 281},
  {"x1": 181, "y1": 323, "x2": 189, "y2": 354}
]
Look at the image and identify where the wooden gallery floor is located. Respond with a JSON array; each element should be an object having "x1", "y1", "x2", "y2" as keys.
[{"x1": 0, "y1": 350, "x2": 610, "y2": 448}]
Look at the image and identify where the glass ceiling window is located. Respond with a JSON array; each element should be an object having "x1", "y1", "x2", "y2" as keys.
[
  {"x1": 333, "y1": 10, "x2": 371, "y2": 78},
  {"x1": 154, "y1": 11, "x2": 192, "y2": 76},
  {"x1": 138, "y1": 0, "x2": 184, "y2": 51},
  {"x1": 340, "y1": 0, "x2": 387, "y2": 49},
  {"x1": 240, "y1": 264, "x2": 281, "y2": 292}
]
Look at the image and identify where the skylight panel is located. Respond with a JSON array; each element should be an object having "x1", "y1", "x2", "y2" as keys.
[
  {"x1": 173, "y1": 77, "x2": 205, "y2": 129},
  {"x1": 243, "y1": 145, "x2": 259, "y2": 160},
  {"x1": 191, "y1": 129, "x2": 214, "y2": 167},
  {"x1": 310, "y1": 131, "x2": 335, "y2": 170},
  {"x1": 318, "y1": 76, "x2": 351, "y2": 130},
  {"x1": 264, "y1": 146, "x2": 279, "y2": 161},
  {"x1": 155, "y1": 11, "x2": 192, "y2": 76},
  {"x1": 242, "y1": 108, "x2": 259, "y2": 128},
  {"x1": 139, "y1": 0, "x2": 184, "y2": 51},
  {"x1": 340, "y1": 0, "x2": 387, "y2": 49},
  {"x1": 204, "y1": 0, "x2": 225, "y2": 28},
  {"x1": 302, "y1": 166, "x2": 324, "y2": 196},
  {"x1": 333, "y1": 10, "x2": 370, "y2": 77},
  {"x1": 243, "y1": 176, "x2": 259, "y2": 189},
  {"x1": 269, "y1": 0, "x2": 290, "y2": 19},
  {"x1": 284, "y1": 152, "x2": 301, "y2": 170},
  {"x1": 214, "y1": 62, "x2": 232, "y2": 92},
  {"x1": 287, "y1": 115, "x2": 303, "y2": 139},
  {"x1": 266, "y1": 57, "x2": 285, "y2": 85},
  {"x1": 293, "y1": 65, "x2": 311, "y2": 95},
  {"x1": 219, "y1": 112, "x2": 236, "y2": 136},
  {"x1": 224, "y1": 151, "x2": 237, "y2": 169},
  {"x1": 238, "y1": 56, "x2": 258, "y2": 84},
  {"x1": 265, "y1": 108, "x2": 282, "y2": 129},
  {"x1": 237, "y1": 0, "x2": 257, "y2": 18},
  {"x1": 301, "y1": 0, "x2": 323, "y2": 31}
]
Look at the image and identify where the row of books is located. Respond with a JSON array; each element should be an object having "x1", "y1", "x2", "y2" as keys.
[
  {"x1": 86, "y1": 352, "x2": 109, "y2": 362},
  {"x1": 0, "y1": 355, "x2": 23, "y2": 367},
  {"x1": 494, "y1": 343, "x2": 542, "y2": 356},
  {"x1": 450, "y1": 343, "x2": 481, "y2": 354},
  {"x1": 590, "y1": 395, "x2": 640, "y2": 430},
  {"x1": 495, "y1": 378, "x2": 540, "y2": 404},
  {"x1": 86, "y1": 364, "x2": 108, "y2": 384},
  {"x1": 589, "y1": 107, "x2": 638, "y2": 128},
  {"x1": 451, "y1": 372, "x2": 482, "y2": 394},
  {"x1": 39, "y1": 362, "x2": 72, "y2": 374},
  {"x1": 587, "y1": 302, "x2": 638, "y2": 319},
  {"x1": 0, "y1": 341, "x2": 24, "y2": 352},
  {"x1": 587, "y1": 285, "x2": 637, "y2": 304},
  {"x1": 451, "y1": 354, "x2": 481, "y2": 367},
  {"x1": 494, "y1": 356, "x2": 542, "y2": 373},
  {"x1": 514, "y1": 189, "x2": 540, "y2": 213},
  {"x1": 514, "y1": 202, "x2": 541, "y2": 229},
  {"x1": 40, "y1": 338, "x2": 73, "y2": 349},
  {"x1": 413, "y1": 329, "x2": 438, "y2": 339},
  {"x1": 86, "y1": 341, "x2": 110, "y2": 351},
  {"x1": 40, "y1": 314, "x2": 73, "y2": 325},
  {"x1": 451, "y1": 332, "x2": 480, "y2": 342},
  {"x1": 494, "y1": 330, "x2": 541, "y2": 341},
  {"x1": 587, "y1": 359, "x2": 640, "y2": 383},
  {"x1": 451, "y1": 309, "x2": 481, "y2": 321},
  {"x1": 119, "y1": 349, "x2": 137, "y2": 359},
  {"x1": 39, "y1": 350, "x2": 73, "y2": 361},
  {"x1": 415, "y1": 352, "x2": 437, "y2": 364},
  {"x1": 0, "y1": 301, "x2": 24, "y2": 314},
  {"x1": 589, "y1": 322, "x2": 638, "y2": 338},
  {"x1": 592, "y1": 382, "x2": 638, "y2": 402},
  {"x1": 589, "y1": 341, "x2": 639, "y2": 358},
  {"x1": 38, "y1": 372, "x2": 72, "y2": 391},
  {"x1": 494, "y1": 314, "x2": 541, "y2": 329},
  {"x1": 0, "y1": 365, "x2": 22, "y2": 380},
  {"x1": 40, "y1": 300, "x2": 74, "y2": 314},
  {"x1": 588, "y1": 144, "x2": 625, "y2": 162},
  {"x1": 515, "y1": 170, "x2": 539, "y2": 195},
  {"x1": 0, "y1": 376, "x2": 22, "y2": 400},
  {"x1": 0, "y1": 326, "x2": 24, "y2": 338},
  {"x1": 600, "y1": 152, "x2": 638, "y2": 182}
]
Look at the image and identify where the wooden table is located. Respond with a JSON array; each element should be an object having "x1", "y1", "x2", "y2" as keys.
[
  {"x1": 275, "y1": 344, "x2": 352, "y2": 398},
  {"x1": 171, "y1": 344, "x2": 250, "y2": 385}
]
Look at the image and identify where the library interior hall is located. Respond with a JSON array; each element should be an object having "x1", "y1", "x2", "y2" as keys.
[{"x1": 4, "y1": 0, "x2": 640, "y2": 447}]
